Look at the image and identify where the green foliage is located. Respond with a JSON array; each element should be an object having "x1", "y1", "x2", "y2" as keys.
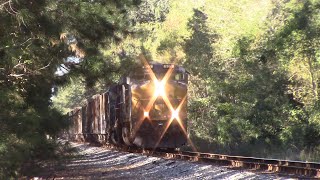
[
  {"x1": 2, "y1": 0, "x2": 320, "y2": 177},
  {"x1": 183, "y1": 0, "x2": 320, "y2": 160},
  {"x1": 35, "y1": 0, "x2": 320, "y2": 162},
  {"x1": 0, "y1": 88, "x2": 68, "y2": 177},
  {"x1": 0, "y1": 0, "x2": 146, "y2": 177},
  {"x1": 184, "y1": 9, "x2": 217, "y2": 78}
]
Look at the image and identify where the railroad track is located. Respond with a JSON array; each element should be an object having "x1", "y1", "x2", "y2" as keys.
[
  {"x1": 162, "y1": 151, "x2": 320, "y2": 178},
  {"x1": 101, "y1": 143, "x2": 320, "y2": 178}
]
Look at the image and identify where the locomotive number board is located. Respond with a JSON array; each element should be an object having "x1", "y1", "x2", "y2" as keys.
[
  {"x1": 163, "y1": 64, "x2": 175, "y2": 68},
  {"x1": 142, "y1": 64, "x2": 175, "y2": 69}
]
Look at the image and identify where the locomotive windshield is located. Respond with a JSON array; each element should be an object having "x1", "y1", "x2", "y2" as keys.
[
  {"x1": 131, "y1": 70, "x2": 186, "y2": 82},
  {"x1": 131, "y1": 72, "x2": 151, "y2": 81},
  {"x1": 129, "y1": 63, "x2": 188, "y2": 84}
]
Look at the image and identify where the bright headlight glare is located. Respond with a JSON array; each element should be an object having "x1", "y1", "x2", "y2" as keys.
[
  {"x1": 154, "y1": 80, "x2": 165, "y2": 96},
  {"x1": 144, "y1": 111, "x2": 149, "y2": 118},
  {"x1": 172, "y1": 109, "x2": 179, "y2": 119}
]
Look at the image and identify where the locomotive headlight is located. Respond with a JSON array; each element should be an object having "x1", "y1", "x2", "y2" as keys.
[
  {"x1": 144, "y1": 111, "x2": 149, "y2": 118},
  {"x1": 172, "y1": 109, "x2": 179, "y2": 120},
  {"x1": 154, "y1": 80, "x2": 165, "y2": 97}
]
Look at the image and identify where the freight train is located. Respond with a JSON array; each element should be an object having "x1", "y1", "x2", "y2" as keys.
[{"x1": 67, "y1": 61, "x2": 189, "y2": 149}]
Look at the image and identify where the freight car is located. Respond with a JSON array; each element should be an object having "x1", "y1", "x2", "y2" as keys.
[{"x1": 67, "y1": 61, "x2": 189, "y2": 149}]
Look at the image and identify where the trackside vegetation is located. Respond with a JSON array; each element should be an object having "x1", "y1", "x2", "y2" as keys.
[{"x1": 1, "y1": 0, "x2": 320, "y2": 177}]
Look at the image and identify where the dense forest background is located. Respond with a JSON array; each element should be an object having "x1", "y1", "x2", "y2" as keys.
[{"x1": 1, "y1": 0, "x2": 320, "y2": 177}]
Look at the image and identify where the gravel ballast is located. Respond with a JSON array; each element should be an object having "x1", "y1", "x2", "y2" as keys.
[{"x1": 41, "y1": 142, "x2": 294, "y2": 180}]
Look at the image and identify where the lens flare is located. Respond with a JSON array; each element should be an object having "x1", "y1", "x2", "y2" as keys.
[
  {"x1": 153, "y1": 116, "x2": 175, "y2": 151},
  {"x1": 172, "y1": 109, "x2": 179, "y2": 119},
  {"x1": 132, "y1": 108, "x2": 154, "y2": 137},
  {"x1": 144, "y1": 111, "x2": 149, "y2": 118},
  {"x1": 136, "y1": 54, "x2": 197, "y2": 152},
  {"x1": 154, "y1": 80, "x2": 165, "y2": 97},
  {"x1": 153, "y1": 95, "x2": 197, "y2": 152},
  {"x1": 132, "y1": 55, "x2": 173, "y2": 136}
]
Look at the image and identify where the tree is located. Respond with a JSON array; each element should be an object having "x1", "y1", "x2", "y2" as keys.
[{"x1": 0, "y1": 0, "x2": 144, "y2": 177}]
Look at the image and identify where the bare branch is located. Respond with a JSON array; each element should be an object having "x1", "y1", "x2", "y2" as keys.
[
  {"x1": 0, "y1": 1, "x2": 10, "y2": 9},
  {"x1": 1, "y1": 0, "x2": 17, "y2": 15},
  {"x1": 0, "y1": 38, "x2": 38, "y2": 51},
  {"x1": 7, "y1": 60, "x2": 52, "y2": 80},
  {"x1": 37, "y1": 62, "x2": 51, "y2": 71},
  {"x1": 4, "y1": 5, "x2": 15, "y2": 15},
  {"x1": 8, "y1": 73, "x2": 25, "y2": 77},
  {"x1": 20, "y1": 38, "x2": 33, "y2": 46},
  {"x1": 8, "y1": 0, "x2": 17, "y2": 14},
  {"x1": 12, "y1": 61, "x2": 25, "y2": 69}
]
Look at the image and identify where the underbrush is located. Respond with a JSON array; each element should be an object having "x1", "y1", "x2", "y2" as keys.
[
  {"x1": 190, "y1": 135, "x2": 320, "y2": 162},
  {"x1": 0, "y1": 138, "x2": 78, "y2": 179}
]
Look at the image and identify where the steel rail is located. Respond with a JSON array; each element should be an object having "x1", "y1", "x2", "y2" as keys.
[
  {"x1": 147, "y1": 150, "x2": 320, "y2": 178},
  {"x1": 179, "y1": 151, "x2": 320, "y2": 177},
  {"x1": 101, "y1": 143, "x2": 320, "y2": 178},
  {"x1": 66, "y1": 139, "x2": 320, "y2": 178}
]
